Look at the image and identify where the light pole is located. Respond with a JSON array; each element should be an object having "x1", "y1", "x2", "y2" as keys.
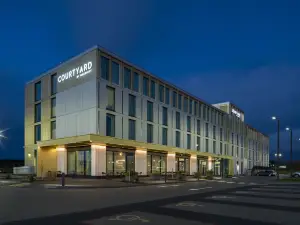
[
  {"x1": 286, "y1": 127, "x2": 293, "y2": 177},
  {"x1": 272, "y1": 116, "x2": 280, "y2": 180}
]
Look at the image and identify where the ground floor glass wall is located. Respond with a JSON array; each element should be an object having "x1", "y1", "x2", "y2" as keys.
[
  {"x1": 147, "y1": 153, "x2": 166, "y2": 174},
  {"x1": 175, "y1": 157, "x2": 190, "y2": 174},
  {"x1": 197, "y1": 159, "x2": 207, "y2": 176},
  {"x1": 106, "y1": 150, "x2": 135, "y2": 175},
  {"x1": 67, "y1": 149, "x2": 91, "y2": 176}
]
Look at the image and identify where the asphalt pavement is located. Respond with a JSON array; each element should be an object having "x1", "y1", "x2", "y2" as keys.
[{"x1": 0, "y1": 177, "x2": 299, "y2": 225}]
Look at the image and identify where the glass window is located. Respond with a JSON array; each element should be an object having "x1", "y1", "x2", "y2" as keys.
[
  {"x1": 187, "y1": 116, "x2": 191, "y2": 132},
  {"x1": 101, "y1": 56, "x2": 109, "y2": 80},
  {"x1": 189, "y1": 99, "x2": 193, "y2": 114},
  {"x1": 213, "y1": 141, "x2": 216, "y2": 154},
  {"x1": 34, "y1": 103, "x2": 41, "y2": 123},
  {"x1": 159, "y1": 84, "x2": 164, "y2": 102},
  {"x1": 176, "y1": 112, "x2": 180, "y2": 129},
  {"x1": 128, "y1": 94, "x2": 136, "y2": 117},
  {"x1": 197, "y1": 120, "x2": 200, "y2": 135},
  {"x1": 106, "y1": 114, "x2": 115, "y2": 137},
  {"x1": 143, "y1": 77, "x2": 149, "y2": 96},
  {"x1": 106, "y1": 151, "x2": 114, "y2": 174},
  {"x1": 162, "y1": 127, "x2": 167, "y2": 145},
  {"x1": 133, "y1": 72, "x2": 139, "y2": 92},
  {"x1": 67, "y1": 151, "x2": 76, "y2": 174},
  {"x1": 147, "y1": 124, "x2": 153, "y2": 143},
  {"x1": 107, "y1": 86, "x2": 115, "y2": 111},
  {"x1": 176, "y1": 131, "x2": 180, "y2": 148},
  {"x1": 124, "y1": 67, "x2": 131, "y2": 89},
  {"x1": 207, "y1": 108, "x2": 210, "y2": 121},
  {"x1": 172, "y1": 91, "x2": 177, "y2": 108},
  {"x1": 34, "y1": 124, "x2": 41, "y2": 144},
  {"x1": 128, "y1": 119, "x2": 136, "y2": 140},
  {"x1": 187, "y1": 134, "x2": 191, "y2": 149},
  {"x1": 198, "y1": 104, "x2": 202, "y2": 118},
  {"x1": 150, "y1": 80, "x2": 156, "y2": 99},
  {"x1": 34, "y1": 81, "x2": 41, "y2": 102},
  {"x1": 205, "y1": 139, "x2": 209, "y2": 152},
  {"x1": 165, "y1": 87, "x2": 170, "y2": 104},
  {"x1": 112, "y1": 61, "x2": 119, "y2": 85},
  {"x1": 231, "y1": 133, "x2": 234, "y2": 144},
  {"x1": 197, "y1": 136, "x2": 200, "y2": 151},
  {"x1": 203, "y1": 106, "x2": 206, "y2": 120},
  {"x1": 213, "y1": 126, "x2": 216, "y2": 139},
  {"x1": 51, "y1": 98, "x2": 56, "y2": 118},
  {"x1": 114, "y1": 152, "x2": 126, "y2": 174},
  {"x1": 178, "y1": 94, "x2": 182, "y2": 110},
  {"x1": 51, "y1": 74, "x2": 57, "y2": 95},
  {"x1": 194, "y1": 101, "x2": 198, "y2": 116},
  {"x1": 51, "y1": 121, "x2": 56, "y2": 139},
  {"x1": 162, "y1": 107, "x2": 168, "y2": 126},
  {"x1": 147, "y1": 101, "x2": 153, "y2": 122},
  {"x1": 220, "y1": 128, "x2": 223, "y2": 141},
  {"x1": 205, "y1": 123, "x2": 209, "y2": 137},
  {"x1": 237, "y1": 134, "x2": 239, "y2": 146},
  {"x1": 220, "y1": 143, "x2": 223, "y2": 155},
  {"x1": 184, "y1": 97, "x2": 188, "y2": 112}
]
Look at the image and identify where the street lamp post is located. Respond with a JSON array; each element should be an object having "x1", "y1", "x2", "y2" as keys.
[
  {"x1": 272, "y1": 117, "x2": 280, "y2": 180},
  {"x1": 286, "y1": 127, "x2": 293, "y2": 177}
]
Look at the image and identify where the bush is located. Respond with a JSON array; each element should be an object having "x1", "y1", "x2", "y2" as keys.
[{"x1": 206, "y1": 170, "x2": 214, "y2": 180}]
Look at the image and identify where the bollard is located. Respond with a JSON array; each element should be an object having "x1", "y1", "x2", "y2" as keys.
[{"x1": 61, "y1": 173, "x2": 65, "y2": 187}]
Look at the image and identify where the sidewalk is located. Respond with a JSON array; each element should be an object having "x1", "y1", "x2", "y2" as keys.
[{"x1": 39, "y1": 176, "x2": 228, "y2": 189}]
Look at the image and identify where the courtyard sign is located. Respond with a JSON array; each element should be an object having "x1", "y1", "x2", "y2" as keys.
[
  {"x1": 231, "y1": 108, "x2": 241, "y2": 118},
  {"x1": 57, "y1": 61, "x2": 93, "y2": 83}
]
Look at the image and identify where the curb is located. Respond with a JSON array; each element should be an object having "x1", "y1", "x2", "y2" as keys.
[{"x1": 42, "y1": 179, "x2": 218, "y2": 189}]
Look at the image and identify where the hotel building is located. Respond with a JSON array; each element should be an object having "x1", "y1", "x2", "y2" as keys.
[{"x1": 24, "y1": 46, "x2": 269, "y2": 177}]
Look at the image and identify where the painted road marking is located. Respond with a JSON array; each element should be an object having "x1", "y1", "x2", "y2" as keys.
[
  {"x1": 158, "y1": 185, "x2": 168, "y2": 188},
  {"x1": 108, "y1": 214, "x2": 149, "y2": 222},
  {"x1": 171, "y1": 184, "x2": 180, "y2": 187},
  {"x1": 238, "y1": 182, "x2": 245, "y2": 184},
  {"x1": 211, "y1": 195, "x2": 236, "y2": 199},
  {"x1": 189, "y1": 187, "x2": 212, "y2": 191},
  {"x1": 176, "y1": 201, "x2": 204, "y2": 207},
  {"x1": 226, "y1": 181, "x2": 235, "y2": 184}
]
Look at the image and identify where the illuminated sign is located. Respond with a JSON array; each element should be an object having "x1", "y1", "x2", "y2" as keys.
[
  {"x1": 57, "y1": 61, "x2": 93, "y2": 83},
  {"x1": 231, "y1": 108, "x2": 241, "y2": 118}
]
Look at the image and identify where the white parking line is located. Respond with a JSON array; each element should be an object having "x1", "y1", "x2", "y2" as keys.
[
  {"x1": 238, "y1": 182, "x2": 245, "y2": 184},
  {"x1": 189, "y1": 187, "x2": 212, "y2": 191},
  {"x1": 226, "y1": 181, "x2": 235, "y2": 184}
]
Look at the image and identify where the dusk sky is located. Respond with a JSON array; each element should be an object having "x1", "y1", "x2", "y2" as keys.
[{"x1": 0, "y1": 0, "x2": 300, "y2": 160}]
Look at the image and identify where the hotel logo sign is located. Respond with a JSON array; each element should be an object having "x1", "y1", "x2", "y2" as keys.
[
  {"x1": 231, "y1": 108, "x2": 241, "y2": 118},
  {"x1": 57, "y1": 61, "x2": 93, "y2": 83}
]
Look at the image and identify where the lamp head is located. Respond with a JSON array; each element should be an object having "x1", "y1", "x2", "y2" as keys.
[{"x1": 272, "y1": 116, "x2": 277, "y2": 120}]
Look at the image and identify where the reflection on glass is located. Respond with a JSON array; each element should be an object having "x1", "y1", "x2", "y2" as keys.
[
  {"x1": 147, "y1": 154, "x2": 166, "y2": 174},
  {"x1": 106, "y1": 151, "x2": 114, "y2": 174},
  {"x1": 114, "y1": 152, "x2": 126, "y2": 174},
  {"x1": 67, "y1": 152, "x2": 76, "y2": 174}
]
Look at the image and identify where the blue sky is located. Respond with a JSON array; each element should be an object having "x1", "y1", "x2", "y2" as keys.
[{"x1": 0, "y1": 0, "x2": 300, "y2": 160}]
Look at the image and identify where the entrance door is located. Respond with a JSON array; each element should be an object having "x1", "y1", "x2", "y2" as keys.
[
  {"x1": 126, "y1": 153, "x2": 135, "y2": 173},
  {"x1": 75, "y1": 150, "x2": 91, "y2": 176}
]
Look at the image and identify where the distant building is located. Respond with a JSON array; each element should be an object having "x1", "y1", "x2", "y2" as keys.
[{"x1": 24, "y1": 46, "x2": 269, "y2": 178}]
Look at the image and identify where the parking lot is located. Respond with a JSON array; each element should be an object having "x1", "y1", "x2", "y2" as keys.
[{"x1": 1, "y1": 177, "x2": 299, "y2": 225}]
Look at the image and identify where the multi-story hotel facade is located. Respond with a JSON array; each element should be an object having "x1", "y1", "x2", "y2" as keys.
[{"x1": 24, "y1": 46, "x2": 269, "y2": 177}]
